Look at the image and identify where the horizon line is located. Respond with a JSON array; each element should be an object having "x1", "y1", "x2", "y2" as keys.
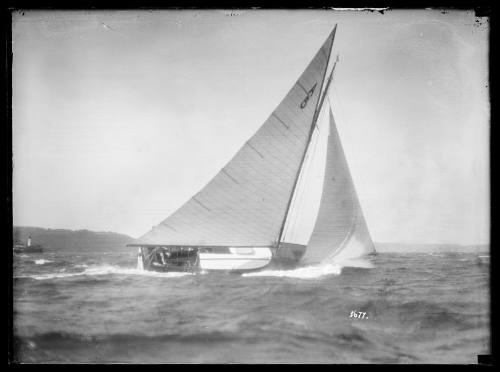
[{"x1": 12, "y1": 225, "x2": 490, "y2": 247}]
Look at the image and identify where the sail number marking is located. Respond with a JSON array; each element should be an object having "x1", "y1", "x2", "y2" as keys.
[
  {"x1": 350, "y1": 310, "x2": 368, "y2": 319},
  {"x1": 300, "y1": 82, "x2": 317, "y2": 109}
]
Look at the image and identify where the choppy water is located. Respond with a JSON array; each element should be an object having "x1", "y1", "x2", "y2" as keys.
[{"x1": 12, "y1": 247, "x2": 490, "y2": 363}]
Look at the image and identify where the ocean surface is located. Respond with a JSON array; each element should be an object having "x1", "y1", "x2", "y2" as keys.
[{"x1": 12, "y1": 246, "x2": 490, "y2": 364}]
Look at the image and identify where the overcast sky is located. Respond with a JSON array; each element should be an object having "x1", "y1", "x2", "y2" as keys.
[{"x1": 12, "y1": 9, "x2": 489, "y2": 245}]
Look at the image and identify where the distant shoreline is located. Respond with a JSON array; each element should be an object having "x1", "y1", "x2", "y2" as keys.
[
  {"x1": 12, "y1": 226, "x2": 136, "y2": 252},
  {"x1": 12, "y1": 226, "x2": 488, "y2": 253},
  {"x1": 374, "y1": 242, "x2": 489, "y2": 253}
]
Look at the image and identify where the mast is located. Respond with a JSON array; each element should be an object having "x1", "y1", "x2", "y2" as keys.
[
  {"x1": 275, "y1": 25, "x2": 338, "y2": 249},
  {"x1": 136, "y1": 25, "x2": 340, "y2": 248},
  {"x1": 313, "y1": 54, "x2": 339, "y2": 129}
]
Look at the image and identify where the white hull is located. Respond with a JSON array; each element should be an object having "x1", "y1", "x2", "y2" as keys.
[{"x1": 199, "y1": 247, "x2": 273, "y2": 271}]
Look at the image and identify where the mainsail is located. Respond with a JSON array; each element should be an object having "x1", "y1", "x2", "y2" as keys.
[
  {"x1": 300, "y1": 108, "x2": 376, "y2": 264},
  {"x1": 136, "y1": 27, "x2": 337, "y2": 247}
]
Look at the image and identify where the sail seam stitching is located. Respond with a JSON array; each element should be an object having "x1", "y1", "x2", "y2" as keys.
[
  {"x1": 221, "y1": 168, "x2": 240, "y2": 184},
  {"x1": 162, "y1": 223, "x2": 178, "y2": 232},
  {"x1": 272, "y1": 112, "x2": 290, "y2": 129},
  {"x1": 193, "y1": 197, "x2": 211, "y2": 211},
  {"x1": 296, "y1": 81, "x2": 309, "y2": 94},
  {"x1": 246, "y1": 141, "x2": 264, "y2": 158}
]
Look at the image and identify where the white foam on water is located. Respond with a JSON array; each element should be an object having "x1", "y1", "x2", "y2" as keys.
[
  {"x1": 15, "y1": 272, "x2": 80, "y2": 280},
  {"x1": 15, "y1": 264, "x2": 195, "y2": 280},
  {"x1": 34, "y1": 259, "x2": 53, "y2": 265},
  {"x1": 242, "y1": 256, "x2": 374, "y2": 279},
  {"x1": 243, "y1": 262, "x2": 343, "y2": 279},
  {"x1": 332, "y1": 257, "x2": 375, "y2": 269},
  {"x1": 84, "y1": 265, "x2": 195, "y2": 278}
]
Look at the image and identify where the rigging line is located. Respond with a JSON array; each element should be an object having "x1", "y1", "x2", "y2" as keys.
[
  {"x1": 276, "y1": 24, "x2": 337, "y2": 250},
  {"x1": 285, "y1": 109, "x2": 324, "y2": 235},
  {"x1": 285, "y1": 72, "x2": 335, "y2": 242},
  {"x1": 281, "y1": 126, "x2": 322, "y2": 242},
  {"x1": 282, "y1": 63, "x2": 338, "y2": 243},
  {"x1": 284, "y1": 101, "x2": 327, "y2": 242},
  {"x1": 283, "y1": 113, "x2": 324, "y2": 242},
  {"x1": 282, "y1": 136, "x2": 314, "y2": 241}
]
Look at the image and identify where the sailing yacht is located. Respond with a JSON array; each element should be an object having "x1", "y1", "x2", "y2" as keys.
[{"x1": 129, "y1": 25, "x2": 376, "y2": 272}]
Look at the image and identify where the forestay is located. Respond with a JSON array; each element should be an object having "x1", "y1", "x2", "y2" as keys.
[
  {"x1": 136, "y1": 28, "x2": 337, "y2": 247},
  {"x1": 300, "y1": 109, "x2": 375, "y2": 264}
]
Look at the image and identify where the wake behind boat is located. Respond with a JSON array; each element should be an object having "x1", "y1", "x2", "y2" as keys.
[{"x1": 129, "y1": 25, "x2": 376, "y2": 273}]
